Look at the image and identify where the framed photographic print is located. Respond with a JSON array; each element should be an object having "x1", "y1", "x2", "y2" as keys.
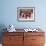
[{"x1": 17, "y1": 7, "x2": 35, "y2": 22}]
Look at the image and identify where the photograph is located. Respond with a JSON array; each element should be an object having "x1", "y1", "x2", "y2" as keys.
[{"x1": 17, "y1": 7, "x2": 35, "y2": 21}]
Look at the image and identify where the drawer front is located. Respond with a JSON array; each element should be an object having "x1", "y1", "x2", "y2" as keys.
[
  {"x1": 3, "y1": 32, "x2": 23, "y2": 36},
  {"x1": 32, "y1": 36, "x2": 45, "y2": 44},
  {"x1": 31, "y1": 44, "x2": 44, "y2": 46},
  {"x1": 24, "y1": 32, "x2": 44, "y2": 36},
  {"x1": 3, "y1": 36, "x2": 23, "y2": 44},
  {"x1": 3, "y1": 43, "x2": 23, "y2": 46}
]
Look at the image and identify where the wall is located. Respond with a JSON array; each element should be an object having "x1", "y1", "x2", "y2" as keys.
[
  {"x1": 0, "y1": 0, "x2": 46, "y2": 44},
  {"x1": 0, "y1": 0, "x2": 46, "y2": 29}
]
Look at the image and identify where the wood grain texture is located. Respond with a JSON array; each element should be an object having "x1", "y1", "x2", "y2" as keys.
[
  {"x1": 2, "y1": 31, "x2": 45, "y2": 46},
  {"x1": 2, "y1": 32, "x2": 24, "y2": 46},
  {"x1": 24, "y1": 32, "x2": 45, "y2": 46}
]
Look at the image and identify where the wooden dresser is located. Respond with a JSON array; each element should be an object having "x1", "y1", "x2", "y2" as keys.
[{"x1": 2, "y1": 30, "x2": 45, "y2": 46}]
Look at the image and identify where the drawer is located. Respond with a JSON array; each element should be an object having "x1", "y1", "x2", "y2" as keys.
[
  {"x1": 3, "y1": 36, "x2": 23, "y2": 44},
  {"x1": 3, "y1": 44, "x2": 15, "y2": 46},
  {"x1": 24, "y1": 32, "x2": 44, "y2": 36},
  {"x1": 3, "y1": 43, "x2": 23, "y2": 46},
  {"x1": 3, "y1": 32, "x2": 23, "y2": 36},
  {"x1": 31, "y1": 44, "x2": 44, "y2": 46},
  {"x1": 32, "y1": 36, "x2": 45, "y2": 44}
]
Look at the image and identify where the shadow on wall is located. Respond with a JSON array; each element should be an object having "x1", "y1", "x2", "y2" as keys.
[{"x1": 0, "y1": 24, "x2": 7, "y2": 43}]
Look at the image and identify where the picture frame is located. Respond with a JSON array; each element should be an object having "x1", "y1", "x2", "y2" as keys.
[{"x1": 17, "y1": 7, "x2": 35, "y2": 22}]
